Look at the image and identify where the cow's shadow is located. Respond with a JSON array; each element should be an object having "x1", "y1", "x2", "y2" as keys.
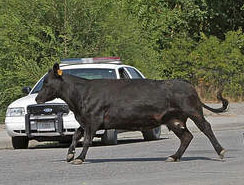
[
  {"x1": 53, "y1": 154, "x2": 231, "y2": 164},
  {"x1": 82, "y1": 156, "x2": 224, "y2": 164}
]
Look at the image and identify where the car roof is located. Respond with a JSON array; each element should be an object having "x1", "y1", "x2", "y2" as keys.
[{"x1": 60, "y1": 63, "x2": 134, "y2": 70}]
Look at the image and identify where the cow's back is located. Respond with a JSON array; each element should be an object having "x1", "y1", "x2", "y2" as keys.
[{"x1": 84, "y1": 79, "x2": 195, "y2": 104}]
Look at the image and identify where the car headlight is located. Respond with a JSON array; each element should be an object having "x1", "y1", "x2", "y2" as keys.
[{"x1": 6, "y1": 107, "x2": 25, "y2": 117}]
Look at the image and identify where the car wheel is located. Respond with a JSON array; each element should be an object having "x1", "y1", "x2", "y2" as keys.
[
  {"x1": 12, "y1": 136, "x2": 29, "y2": 149},
  {"x1": 142, "y1": 126, "x2": 161, "y2": 141},
  {"x1": 101, "y1": 129, "x2": 118, "y2": 145}
]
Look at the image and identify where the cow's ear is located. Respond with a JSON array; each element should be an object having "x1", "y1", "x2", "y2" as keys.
[{"x1": 53, "y1": 63, "x2": 63, "y2": 77}]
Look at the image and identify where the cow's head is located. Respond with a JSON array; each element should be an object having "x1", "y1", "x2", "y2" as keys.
[{"x1": 35, "y1": 63, "x2": 63, "y2": 104}]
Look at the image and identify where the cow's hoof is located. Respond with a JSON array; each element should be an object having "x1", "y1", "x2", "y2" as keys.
[
  {"x1": 70, "y1": 159, "x2": 84, "y2": 165},
  {"x1": 219, "y1": 149, "x2": 226, "y2": 159},
  {"x1": 165, "y1": 157, "x2": 180, "y2": 162},
  {"x1": 67, "y1": 153, "x2": 75, "y2": 162}
]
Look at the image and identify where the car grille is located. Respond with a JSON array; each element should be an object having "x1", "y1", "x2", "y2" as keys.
[
  {"x1": 27, "y1": 103, "x2": 69, "y2": 115},
  {"x1": 25, "y1": 103, "x2": 70, "y2": 137}
]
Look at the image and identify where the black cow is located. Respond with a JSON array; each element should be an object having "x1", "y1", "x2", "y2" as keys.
[{"x1": 36, "y1": 63, "x2": 228, "y2": 165}]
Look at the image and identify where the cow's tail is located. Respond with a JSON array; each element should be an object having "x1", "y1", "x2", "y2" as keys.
[{"x1": 201, "y1": 91, "x2": 229, "y2": 113}]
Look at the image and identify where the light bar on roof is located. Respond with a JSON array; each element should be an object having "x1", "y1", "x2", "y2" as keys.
[{"x1": 61, "y1": 57, "x2": 122, "y2": 64}]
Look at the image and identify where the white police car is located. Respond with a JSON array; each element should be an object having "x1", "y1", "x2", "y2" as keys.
[{"x1": 5, "y1": 57, "x2": 161, "y2": 149}]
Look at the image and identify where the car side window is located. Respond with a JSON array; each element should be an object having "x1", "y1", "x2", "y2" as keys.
[
  {"x1": 125, "y1": 67, "x2": 143, "y2": 79},
  {"x1": 118, "y1": 68, "x2": 130, "y2": 79}
]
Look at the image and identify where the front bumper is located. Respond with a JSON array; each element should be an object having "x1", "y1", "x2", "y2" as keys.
[
  {"x1": 5, "y1": 115, "x2": 80, "y2": 137},
  {"x1": 5, "y1": 103, "x2": 107, "y2": 139}
]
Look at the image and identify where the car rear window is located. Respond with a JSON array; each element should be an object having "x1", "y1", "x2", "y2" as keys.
[{"x1": 125, "y1": 67, "x2": 143, "y2": 79}]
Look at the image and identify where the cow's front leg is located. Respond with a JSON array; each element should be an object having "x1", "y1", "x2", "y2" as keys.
[
  {"x1": 67, "y1": 126, "x2": 84, "y2": 162},
  {"x1": 71, "y1": 127, "x2": 93, "y2": 165}
]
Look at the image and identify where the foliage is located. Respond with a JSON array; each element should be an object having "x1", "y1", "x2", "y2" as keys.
[
  {"x1": 0, "y1": 0, "x2": 244, "y2": 123},
  {"x1": 192, "y1": 30, "x2": 244, "y2": 99}
]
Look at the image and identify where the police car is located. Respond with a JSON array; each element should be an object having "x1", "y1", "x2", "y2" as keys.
[{"x1": 5, "y1": 57, "x2": 161, "y2": 149}]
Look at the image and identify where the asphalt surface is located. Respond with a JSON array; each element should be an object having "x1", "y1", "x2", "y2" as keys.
[{"x1": 0, "y1": 103, "x2": 244, "y2": 185}]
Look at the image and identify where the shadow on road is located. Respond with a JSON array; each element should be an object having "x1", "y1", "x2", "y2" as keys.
[
  {"x1": 85, "y1": 156, "x2": 224, "y2": 163},
  {"x1": 51, "y1": 154, "x2": 233, "y2": 164},
  {"x1": 29, "y1": 138, "x2": 168, "y2": 150}
]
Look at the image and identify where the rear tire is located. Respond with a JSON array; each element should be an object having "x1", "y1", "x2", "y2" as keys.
[
  {"x1": 142, "y1": 126, "x2": 161, "y2": 141},
  {"x1": 101, "y1": 129, "x2": 118, "y2": 145},
  {"x1": 12, "y1": 136, "x2": 29, "y2": 149}
]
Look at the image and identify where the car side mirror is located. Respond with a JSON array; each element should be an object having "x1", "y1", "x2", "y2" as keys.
[{"x1": 22, "y1": 87, "x2": 32, "y2": 94}]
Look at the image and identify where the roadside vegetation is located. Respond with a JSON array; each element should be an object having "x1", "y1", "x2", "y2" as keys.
[{"x1": 0, "y1": 0, "x2": 244, "y2": 123}]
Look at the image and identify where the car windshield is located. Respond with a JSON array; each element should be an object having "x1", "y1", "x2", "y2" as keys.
[{"x1": 31, "y1": 68, "x2": 116, "y2": 94}]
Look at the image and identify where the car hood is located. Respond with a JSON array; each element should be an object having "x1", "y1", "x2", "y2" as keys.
[{"x1": 8, "y1": 93, "x2": 66, "y2": 109}]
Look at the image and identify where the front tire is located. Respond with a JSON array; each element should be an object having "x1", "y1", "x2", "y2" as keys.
[
  {"x1": 101, "y1": 129, "x2": 118, "y2": 145},
  {"x1": 142, "y1": 126, "x2": 161, "y2": 141},
  {"x1": 12, "y1": 136, "x2": 29, "y2": 149}
]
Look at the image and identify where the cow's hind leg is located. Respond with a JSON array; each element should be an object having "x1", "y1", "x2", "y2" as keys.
[
  {"x1": 166, "y1": 119, "x2": 193, "y2": 162},
  {"x1": 190, "y1": 114, "x2": 226, "y2": 159},
  {"x1": 67, "y1": 126, "x2": 84, "y2": 162}
]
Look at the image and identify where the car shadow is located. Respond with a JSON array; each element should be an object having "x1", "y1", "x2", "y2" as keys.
[{"x1": 29, "y1": 137, "x2": 168, "y2": 149}]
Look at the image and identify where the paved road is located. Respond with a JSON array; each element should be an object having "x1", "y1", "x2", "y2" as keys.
[
  {"x1": 0, "y1": 120, "x2": 244, "y2": 185},
  {"x1": 0, "y1": 103, "x2": 243, "y2": 185}
]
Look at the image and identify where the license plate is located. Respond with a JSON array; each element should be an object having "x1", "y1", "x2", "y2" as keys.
[{"x1": 37, "y1": 121, "x2": 55, "y2": 131}]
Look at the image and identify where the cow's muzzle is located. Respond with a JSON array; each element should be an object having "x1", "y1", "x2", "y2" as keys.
[{"x1": 35, "y1": 96, "x2": 44, "y2": 104}]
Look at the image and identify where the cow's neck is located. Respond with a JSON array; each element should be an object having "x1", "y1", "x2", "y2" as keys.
[{"x1": 58, "y1": 76, "x2": 86, "y2": 113}]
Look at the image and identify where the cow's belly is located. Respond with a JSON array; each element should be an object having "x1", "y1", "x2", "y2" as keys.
[
  {"x1": 103, "y1": 107, "x2": 166, "y2": 130},
  {"x1": 105, "y1": 120, "x2": 161, "y2": 131}
]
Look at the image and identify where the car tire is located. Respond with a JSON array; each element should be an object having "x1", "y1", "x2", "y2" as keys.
[
  {"x1": 101, "y1": 129, "x2": 118, "y2": 145},
  {"x1": 142, "y1": 126, "x2": 161, "y2": 141},
  {"x1": 12, "y1": 136, "x2": 29, "y2": 149}
]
